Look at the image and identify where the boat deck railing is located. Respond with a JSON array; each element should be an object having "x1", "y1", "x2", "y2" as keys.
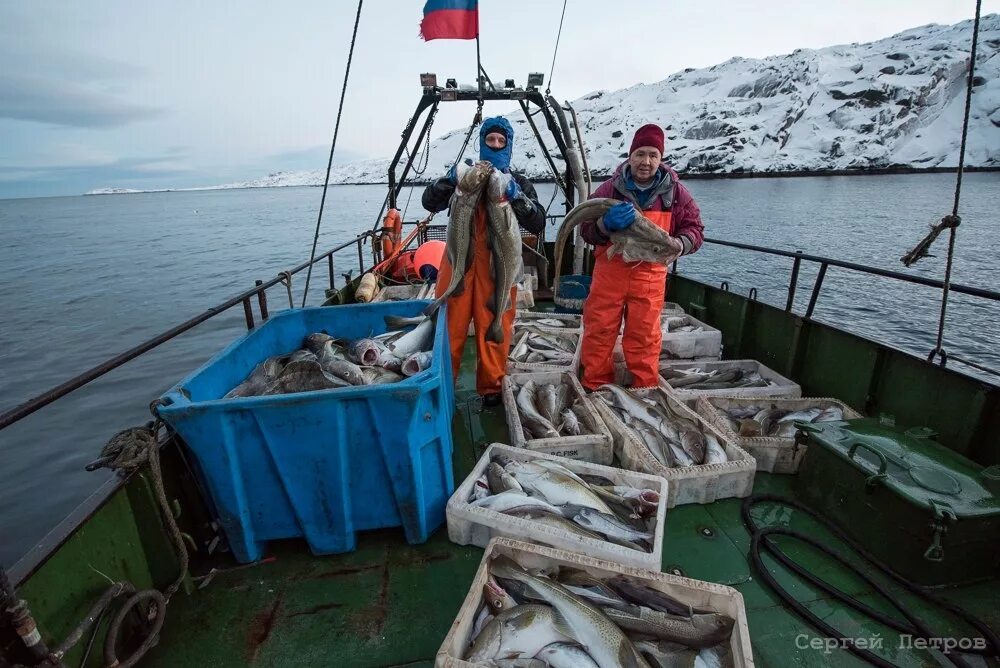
[{"x1": 2, "y1": 223, "x2": 999, "y2": 434}]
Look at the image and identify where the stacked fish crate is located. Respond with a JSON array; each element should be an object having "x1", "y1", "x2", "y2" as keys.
[
  {"x1": 613, "y1": 308, "x2": 721, "y2": 364},
  {"x1": 506, "y1": 311, "x2": 582, "y2": 373},
  {"x1": 659, "y1": 359, "x2": 801, "y2": 401},
  {"x1": 695, "y1": 396, "x2": 862, "y2": 473}
]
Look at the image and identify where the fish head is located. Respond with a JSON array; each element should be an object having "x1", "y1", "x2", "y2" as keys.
[
  {"x1": 692, "y1": 613, "x2": 736, "y2": 643},
  {"x1": 456, "y1": 161, "x2": 493, "y2": 193},
  {"x1": 303, "y1": 332, "x2": 334, "y2": 354},
  {"x1": 483, "y1": 577, "x2": 516, "y2": 612}
]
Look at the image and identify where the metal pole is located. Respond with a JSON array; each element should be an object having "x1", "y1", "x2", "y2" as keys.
[
  {"x1": 804, "y1": 263, "x2": 828, "y2": 319},
  {"x1": 786, "y1": 253, "x2": 802, "y2": 312},
  {"x1": 328, "y1": 255, "x2": 335, "y2": 291},
  {"x1": 242, "y1": 298, "x2": 255, "y2": 330},
  {"x1": 255, "y1": 280, "x2": 269, "y2": 321}
]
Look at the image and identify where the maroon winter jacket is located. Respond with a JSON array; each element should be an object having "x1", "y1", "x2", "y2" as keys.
[{"x1": 580, "y1": 161, "x2": 704, "y2": 255}]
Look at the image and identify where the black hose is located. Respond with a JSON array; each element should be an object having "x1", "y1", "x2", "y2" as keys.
[
  {"x1": 50, "y1": 583, "x2": 134, "y2": 659},
  {"x1": 102, "y1": 590, "x2": 166, "y2": 668},
  {"x1": 741, "y1": 494, "x2": 999, "y2": 666}
]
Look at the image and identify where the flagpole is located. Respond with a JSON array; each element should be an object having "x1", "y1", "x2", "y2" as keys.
[{"x1": 475, "y1": 32, "x2": 483, "y2": 100}]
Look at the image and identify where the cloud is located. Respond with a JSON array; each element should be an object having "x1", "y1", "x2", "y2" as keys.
[{"x1": 0, "y1": 74, "x2": 164, "y2": 128}]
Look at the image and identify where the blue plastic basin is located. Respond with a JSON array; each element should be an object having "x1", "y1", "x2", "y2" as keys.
[
  {"x1": 157, "y1": 300, "x2": 454, "y2": 563},
  {"x1": 555, "y1": 274, "x2": 592, "y2": 314}
]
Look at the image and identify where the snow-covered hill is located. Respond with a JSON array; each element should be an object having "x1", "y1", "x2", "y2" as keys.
[{"x1": 91, "y1": 15, "x2": 1000, "y2": 194}]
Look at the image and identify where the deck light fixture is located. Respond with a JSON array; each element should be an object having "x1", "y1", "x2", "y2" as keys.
[
  {"x1": 527, "y1": 73, "x2": 544, "y2": 89},
  {"x1": 420, "y1": 73, "x2": 437, "y2": 89}
]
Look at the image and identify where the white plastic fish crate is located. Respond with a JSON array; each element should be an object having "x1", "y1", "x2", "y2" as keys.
[
  {"x1": 446, "y1": 444, "x2": 667, "y2": 570},
  {"x1": 372, "y1": 282, "x2": 434, "y2": 302},
  {"x1": 695, "y1": 395, "x2": 863, "y2": 474},
  {"x1": 591, "y1": 386, "x2": 756, "y2": 508},
  {"x1": 506, "y1": 328, "x2": 581, "y2": 374},
  {"x1": 660, "y1": 359, "x2": 802, "y2": 401},
  {"x1": 522, "y1": 266, "x2": 539, "y2": 291},
  {"x1": 435, "y1": 537, "x2": 755, "y2": 668},
  {"x1": 513, "y1": 310, "x2": 583, "y2": 332},
  {"x1": 501, "y1": 371, "x2": 613, "y2": 464},
  {"x1": 661, "y1": 314, "x2": 722, "y2": 361},
  {"x1": 663, "y1": 301, "x2": 685, "y2": 315}
]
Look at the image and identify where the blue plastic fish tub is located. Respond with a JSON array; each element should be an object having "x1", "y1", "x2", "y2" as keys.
[
  {"x1": 156, "y1": 301, "x2": 454, "y2": 563},
  {"x1": 554, "y1": 274, "x2": 592, "y2": 314}
]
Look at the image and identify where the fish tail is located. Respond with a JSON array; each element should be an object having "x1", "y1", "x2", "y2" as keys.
[{"x1": 422, "y1": 299, "x2": 443, "y2": 317}]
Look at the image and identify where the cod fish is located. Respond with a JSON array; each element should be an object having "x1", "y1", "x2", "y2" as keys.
[
  {"x1": 506, "y1": 460, "x2": 613, "y2": 515},
  {"x1": 536, "y1": 642, "x2": 600, "y2": 668},
  {"x1": 465, "y1": 603, "x2": 575, "y2": 663},
  {"x1": 425, "y1": 161, "x2": 493, "y2": 316},
  {"x1": 388, "y1": 318, "x2": 434, "y2": 358},
  {"x1": 484, "y1": 171, "x2": 522, "y2": 344},
  {"x1": 224, "y1": 355, "x2": 287, "y2": 398},
  {"x1": 490, "y1": 556, "x2": 651, "y2": 668},
  {"x1": 516, "y1": 381, "x2": 560, "y2": 439},
  {"x1": 554, "y1": 198, "x2": 680, "y2": 300},
  {"x1": 603, "y1": 606, "x2": 735, "y2": 650},
  {"x1": 401, "y1": 351, "x2": 432, "y2": 377}
]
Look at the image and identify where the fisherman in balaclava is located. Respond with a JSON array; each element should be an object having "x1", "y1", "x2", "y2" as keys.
[
  {"x1": 422, "y1": 117, "x2": 546, "y2": 406},
  {"x1": 578, "y1": 123, "x2": 704, "y2": 390}
]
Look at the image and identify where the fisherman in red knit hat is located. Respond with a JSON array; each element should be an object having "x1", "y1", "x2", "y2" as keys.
[{"x1": 578, "y1": 123, "x2": 705, "y2": 390}]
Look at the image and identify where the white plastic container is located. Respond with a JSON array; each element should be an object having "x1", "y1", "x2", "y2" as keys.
[
  {"x1": 661, "y1": 314, "x2": 723, "y2": 361},
  {"x1": 591, "y1": 386, "x2": 756, "y2": 508},
  {"x1": 513, "y1": 310, "x2": 582, "y2": 332},
  {"x1": 695, "y1": 395, "x2": 863, "y2": 474},
  {"x1": 660, "y1": 359, "x2": 802, "y2": 400},
  {"x1": 435, "y1": 537, "x2": 755, "y2": 668},
  {"x1": 446, "y1": 444, "x2": 667, "y2": 569},
  {"x1": 501, "y1": 371, "x2": 613, "y2": 464},
  {"x1": 507, "y1": 328, "x2": 581, "y2": 374},
  {"x1": 663, "y1": 301, "x2": 685, "y2": 315},
  {"x1": 372, "y1": 283, "x2": 433, "y2": 302}
]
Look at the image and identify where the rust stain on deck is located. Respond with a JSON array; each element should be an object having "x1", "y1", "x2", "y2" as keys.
[
  {"x1": 245, "y1": 592, "x2": 284, "y2": 664},
  {"x1": 310, "y1": 563, "x2": 381, "y2": 579},
  {"x1": 344, "y1": 548, "x2": 392, "y2": 640},
  {"x1": 285, "y1": 602, "x2": 344, "y2": 619}
]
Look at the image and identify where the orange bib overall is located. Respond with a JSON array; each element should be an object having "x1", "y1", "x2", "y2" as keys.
[
  {"x1": 581, "y1": 209, "x2": 673, "y2": 390},
  {"x1": 434, "y1": 202, "x2": 517, "y2": 396}
]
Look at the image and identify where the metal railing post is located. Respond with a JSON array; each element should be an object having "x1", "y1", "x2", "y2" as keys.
[
  {"x1": 241, "y1": 298, "x2": 255, "y2": 330},
  {"x1": 786, "y1": 252, "x2": 802, "y2": 311},
  {"x1": 805, "y1": 263, "x2": 828, "y2": 319},
  {"x1": 255, "y1": 280, "x2": 269, "y2": 321}
]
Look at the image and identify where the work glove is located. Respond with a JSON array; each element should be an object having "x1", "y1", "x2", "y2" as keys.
[
  {"x1": 487, "y1": 171, "x2": 516, "y2": 202},
  {"x1": 505, "y1": 178, "x2": 521, "y2": 201},
  {"x1": 603, "y1": 202, "x2": 637, "y2": 231}
]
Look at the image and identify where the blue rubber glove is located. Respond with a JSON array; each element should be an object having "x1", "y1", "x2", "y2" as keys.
[
  {"x1": 504, "y1": 178, "x2": 521, "y2": 201},
  {"x1": 446, "y1": 164, "x2": 458, "y2": 185},
  {"x1": 603, "y1": 202, "x2": 636, "y2": 231}
]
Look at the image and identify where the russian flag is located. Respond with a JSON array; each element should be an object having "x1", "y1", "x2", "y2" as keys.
[{"x1": 420, "y1": 0, "x2": 478, "y2": 41}]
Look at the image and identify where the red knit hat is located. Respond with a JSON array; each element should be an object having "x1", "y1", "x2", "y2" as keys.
[{"x1": 629, "y1": 124, "x2": 665, "y2": 155}]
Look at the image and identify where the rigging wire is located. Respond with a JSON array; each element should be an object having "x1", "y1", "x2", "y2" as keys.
[
  {"x1": 300, "y1": 0, "x2": 364, "y2": 307},
  {"x1": 545, "y1": 0, "x2": 568, "y2": 96},
  {"x1": 928, "y1": 0, "x2": 982, "y2": 364},
  {"x1": 898, "y1": 0, "x2": 983, "y2": 367}
]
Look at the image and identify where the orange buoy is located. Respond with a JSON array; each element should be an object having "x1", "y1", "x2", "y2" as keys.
[
  {"x1": 380, "y1": 209, "x2": 402, "y2": 259},
  {"x1": 414, "y1": 240, "x2": 446, "y2": 280}
]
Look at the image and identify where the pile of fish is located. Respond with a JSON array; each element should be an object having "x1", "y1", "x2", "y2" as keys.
[
  {"x1": 471, "y1": 455, "x2": 660, "y2": 552},
  {"x1": 513, "y1": 379, "x2": 595, "y2": 439},
  {"x1": 592, "y1": 385, "x2": 729, "y2": 468},
  {"x1": 554, "y1": 198, "x2": 683, "y2": 300},
  {"x1": 424, "y1": 161, "x2": 521, "y2": 344},
  {"x1": 510, "y1": 329, "x2": 579, "y2": 366},
  {"x1": 663, "y1": 316, "x2": 704, "y2": 334},
  {"x1": 719, "y1": 404, "x2": 844, "y2": 438},
  {"x1": 223, "y1": 314, "x2": 434, "y2": 398},
  {"x1": 514, "y1": 315, "x2": 579, "y2": 333},
  {"x1": 661, "y1": 366, "x2": 774, "y2": 391},
  {"x1": 465, "y1": 553, "x2": 736, "y2": 667}
]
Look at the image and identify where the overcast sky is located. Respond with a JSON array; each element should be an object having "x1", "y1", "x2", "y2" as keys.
[{"x1": 0, "y1": 1, "x2": 994, "y2": 199}]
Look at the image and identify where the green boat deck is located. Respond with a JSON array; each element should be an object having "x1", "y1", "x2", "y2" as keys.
[{"x1": 135, "y1": 345, "x2": 999, "y2": 668}]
